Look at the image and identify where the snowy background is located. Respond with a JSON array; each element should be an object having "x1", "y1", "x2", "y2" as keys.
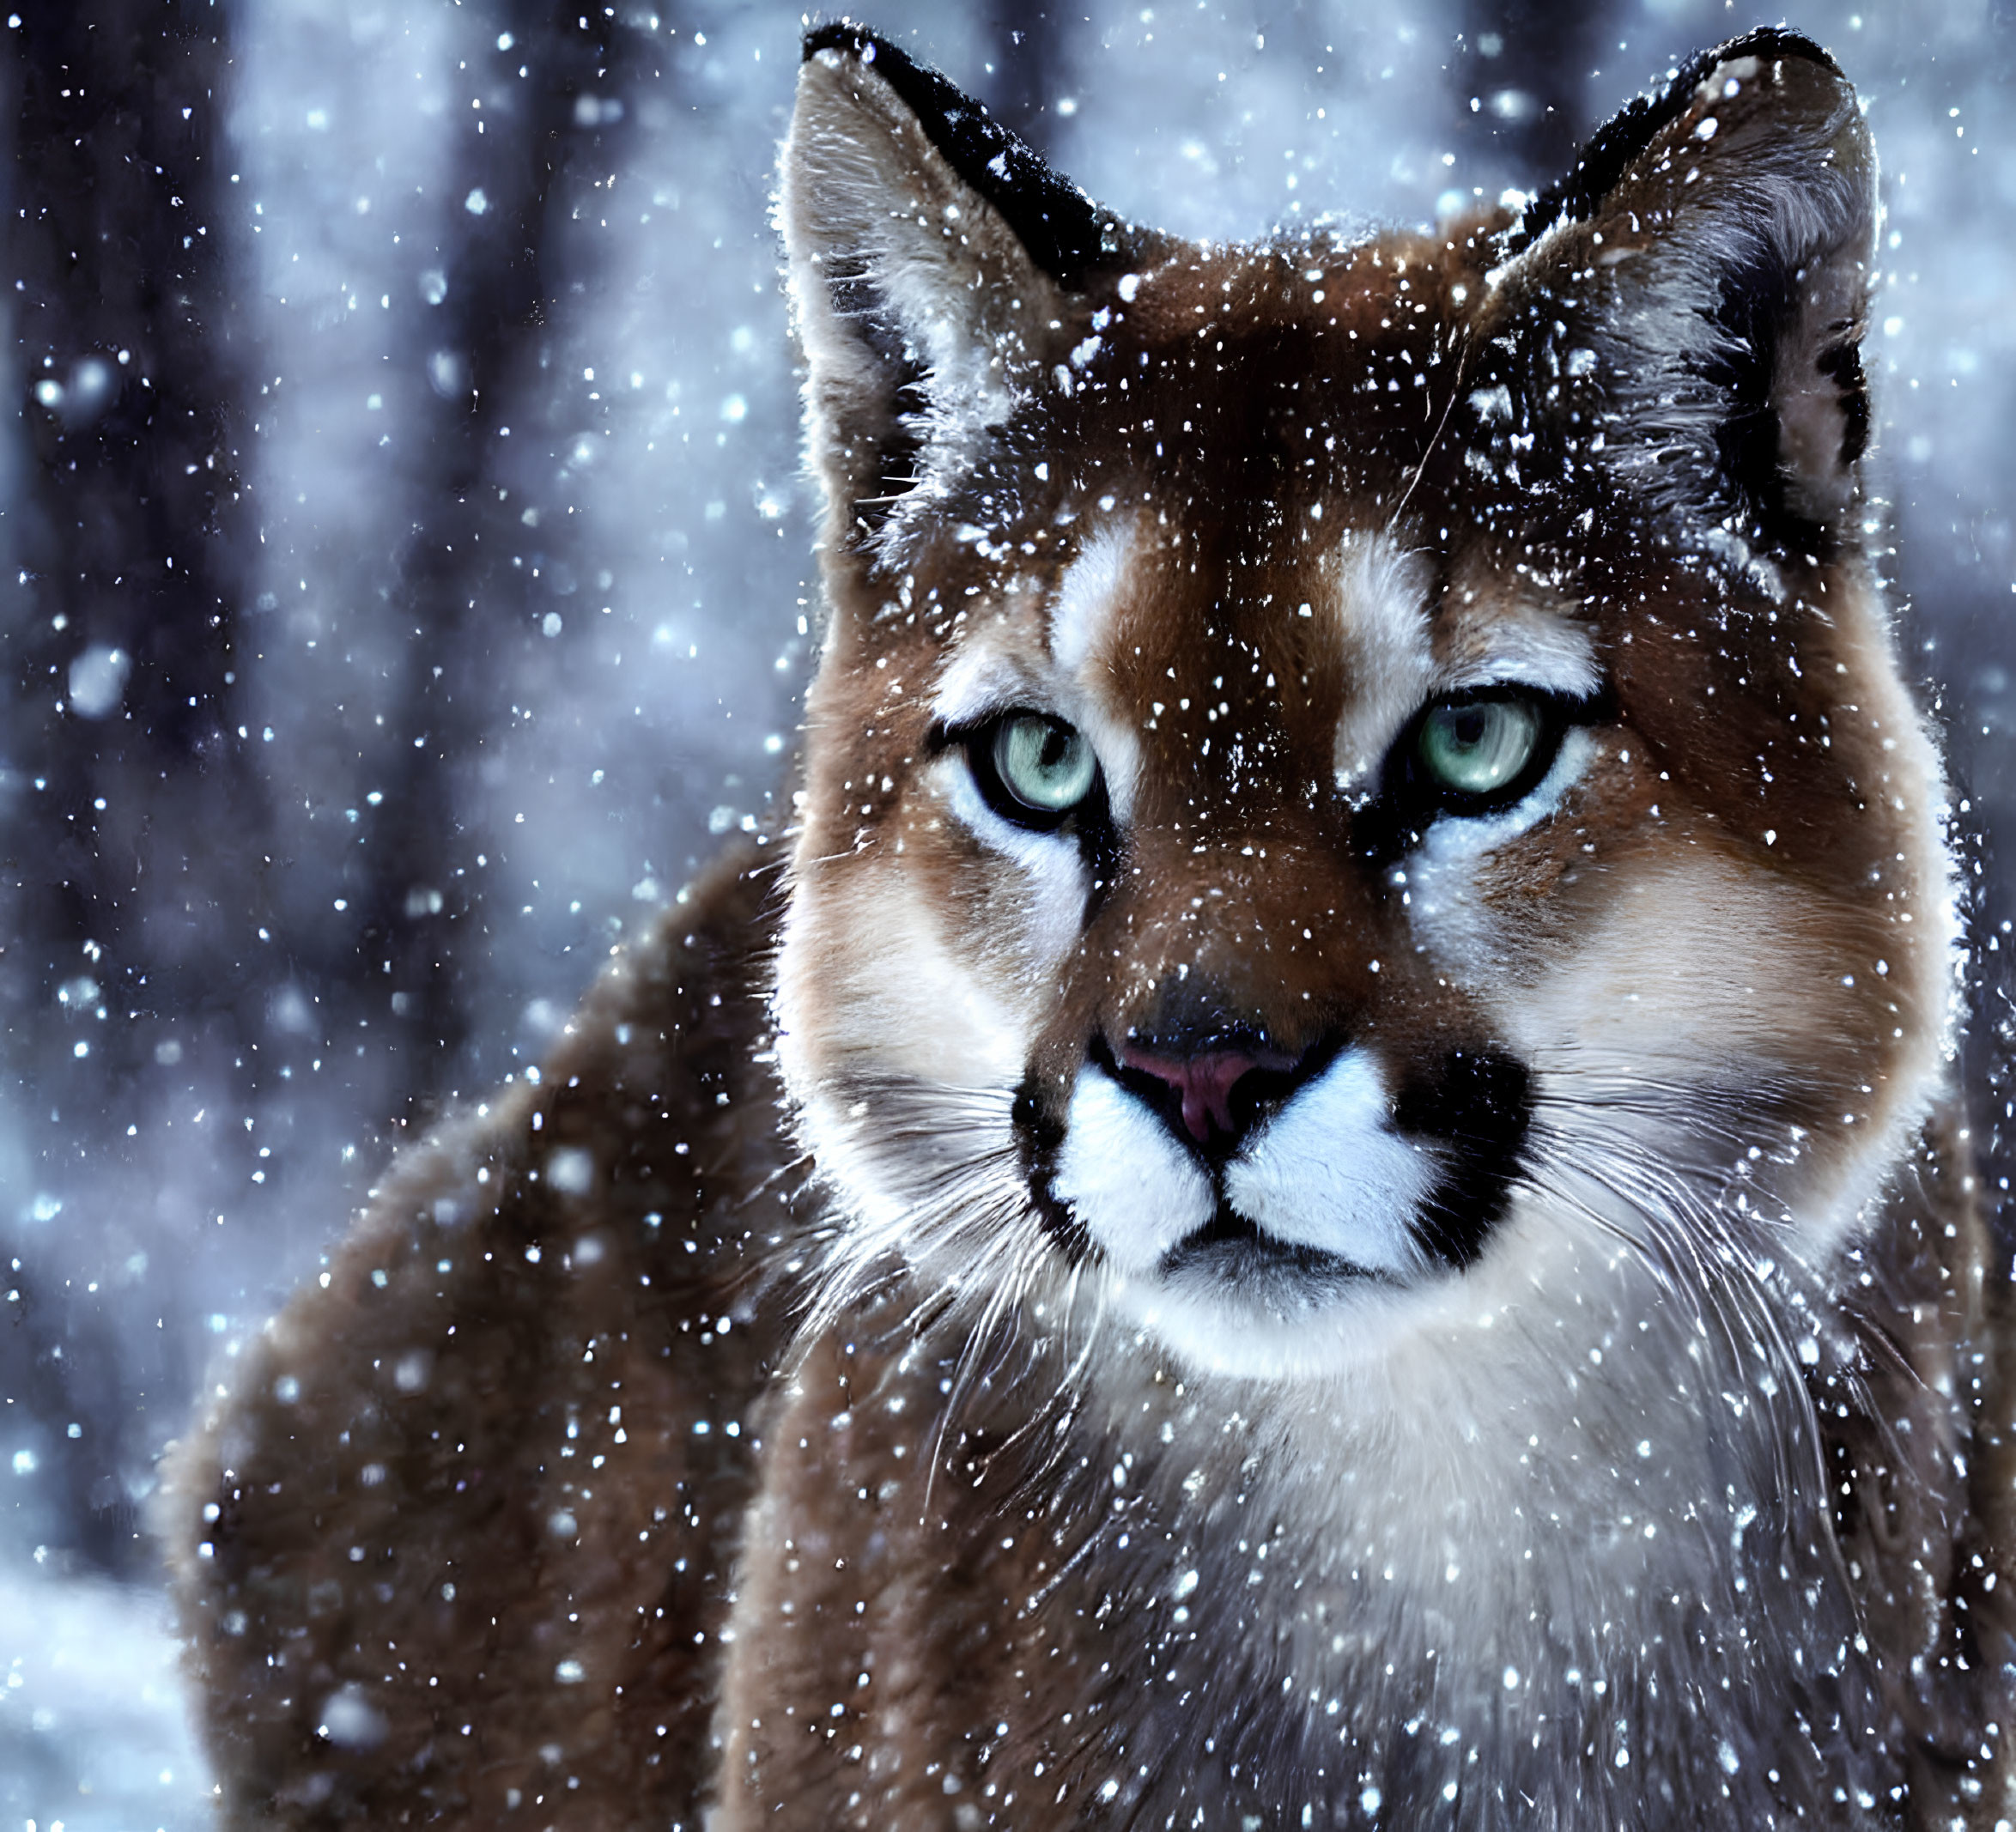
[{"x1": 0, "y1": 0, "x2": 2007, "y2": 1820}]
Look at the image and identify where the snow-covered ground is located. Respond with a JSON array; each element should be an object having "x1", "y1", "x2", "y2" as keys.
[{"x1": 5, "y1": 0, "x2": 2011, "y2": 1812}]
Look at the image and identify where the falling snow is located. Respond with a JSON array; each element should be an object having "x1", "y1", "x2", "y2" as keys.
[{"x1": 3, "y1": 1, "x2": 2013, "y2": 1824}]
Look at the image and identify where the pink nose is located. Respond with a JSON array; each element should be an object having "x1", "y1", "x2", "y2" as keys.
[{"x1": 1120, "y1": 1046, "x2": 1268, "y2": 1143}]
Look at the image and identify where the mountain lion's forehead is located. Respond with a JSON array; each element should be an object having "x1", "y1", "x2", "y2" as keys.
[
  {"x1": 1110, "y1": 234, "x2": 1460, "y2": 362},
  {"x1": 928, "y1": 513, "x2": 1598, "y2": 755},
  {"x1": 1022, "y1": 518, "x2": 1588, "y2": 670},
  {"x1": 1056, "y1": 230, "x2": 1475, "y2": 479}
]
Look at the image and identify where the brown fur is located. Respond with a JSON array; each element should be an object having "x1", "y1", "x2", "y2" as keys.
[
  {"x1": 721, "y1": 1163, "x2": 2016, "y2": 1828},
  {"x1": 162, "y1": 846, "x2": 799, "y2": 1825},
  {"x1": 159, "y1": 850, "x2": 2016, "y2": 1827},
  {"x1": 165, "y1": 27, "x2": 2016, "y2": 1829}
]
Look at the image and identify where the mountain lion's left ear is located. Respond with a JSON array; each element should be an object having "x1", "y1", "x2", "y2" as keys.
[
  {"x1": 1487, "y1": 30, "x2": 1877, "y2": 548},
  {"x1": 780, "y1": 27, "x2": 1126, "y2": 550}
]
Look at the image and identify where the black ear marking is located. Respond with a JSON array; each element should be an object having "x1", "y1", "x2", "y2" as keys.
[
  {"x1": 801, "y1": 23, "x2": 1114, "y2": 287},
  {"x1": 1700, "y1": 236, "x2": 1868, "y2": 534},
  {"x1": 1815, "y1": 339, "x2": 1871, "y2": 469},
  {"x1": 1703, "y1": 236, "x2": 1807, "y2": 533},
  {"x1": 1504, "y1": 27, "x2": 1838, "y2": 259}
]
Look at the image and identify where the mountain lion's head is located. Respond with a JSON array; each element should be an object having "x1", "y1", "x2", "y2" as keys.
[{"x1": 772, "y1": 27, "x2": 1954, "y2": 1386}]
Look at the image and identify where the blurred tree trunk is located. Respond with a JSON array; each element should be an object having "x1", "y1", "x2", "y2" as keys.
[
  {"x1": 0, "y1": 0, "x2": 692, "y2": 1576},
  {"x1": 0, "y1": 0, "x2": 256, "y2": 1576},
  {"x1": 1455, "y1": 0, "x2": 1612, "y2": 185},
  {"x1": 350, "y1": 1, "x2": 666, "y2": 1092},
  {"x1": 982, "y1": 4, "x2": 1068, "y2": 158}
]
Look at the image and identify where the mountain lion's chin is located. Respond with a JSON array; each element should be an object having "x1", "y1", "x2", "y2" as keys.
[{"x1": 1107, "y1": 1228, "x2": 1441, "y2": 1385}]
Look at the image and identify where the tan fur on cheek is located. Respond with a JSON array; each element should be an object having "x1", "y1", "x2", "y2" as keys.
[
  {"x1": 1504, "y1": 853, "x2": 1841, "y2": 1059},
  {"x1": 1497, "y1": 848, "x2": 1934, "y2": 1218},
  {"x1": 774, "y1": 853, "x2": 1030, "y2": 1100}
]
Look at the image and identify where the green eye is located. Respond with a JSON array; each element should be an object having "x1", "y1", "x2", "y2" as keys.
[
  {"x1": 991, "y1": 714, "x2": 1098, "y2": 816},
  {"x1": 1415, "y1": 696, "x2": 1546, "y2": 800}
]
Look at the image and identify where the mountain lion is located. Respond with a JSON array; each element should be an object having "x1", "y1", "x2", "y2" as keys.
[{"x1": 163, "y1": 24, "x2": 2016, "y2": 1829}]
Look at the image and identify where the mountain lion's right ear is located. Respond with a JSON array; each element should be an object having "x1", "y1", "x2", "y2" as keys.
[{"x1": 780, "y1": 26, "x2": 1121, "y2": 548}]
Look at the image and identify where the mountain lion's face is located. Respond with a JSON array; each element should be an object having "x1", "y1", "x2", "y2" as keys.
[{"x1": 774, "y1": 38, "x2": 1952, "y2": 1381}]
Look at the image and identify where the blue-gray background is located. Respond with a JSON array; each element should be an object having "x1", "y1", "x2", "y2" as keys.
[{"x1": 0, "y1": 0, "x2": 2007, "y2": 1818}]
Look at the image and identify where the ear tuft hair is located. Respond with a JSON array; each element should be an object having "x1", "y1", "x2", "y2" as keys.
[
  {"x1": 1490, "y1": 33, "x2": 1878, "y2": 557},
  {"x1": 781, "y1": 29, "x2": 1126, "y2": 555}
]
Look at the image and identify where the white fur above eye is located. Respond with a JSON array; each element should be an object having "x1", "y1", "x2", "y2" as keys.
[
  {"x1": 927, "y1": 528, "x2": 1145, "y2": 827},
  {"x1": 1046, "y1": 521, "x2": 1136, "y2": 679},
  {"x1": 930, "y1": 644, "x2": 1040, "y2": 734},
  {"x1": 1436, "y1": 625, "x2": 1603, "y2": 702},
  {"x1": 1329, "y1": 531, "x2": 1436, "y2": 792}
]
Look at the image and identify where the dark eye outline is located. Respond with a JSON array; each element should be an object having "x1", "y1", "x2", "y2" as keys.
[
  {"x1": 1386, "y1": 687, "x2": 1594, "y2": 827},
  {"x1": 945, "y1": 710, "x2": 1108, "y2": 836}
]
